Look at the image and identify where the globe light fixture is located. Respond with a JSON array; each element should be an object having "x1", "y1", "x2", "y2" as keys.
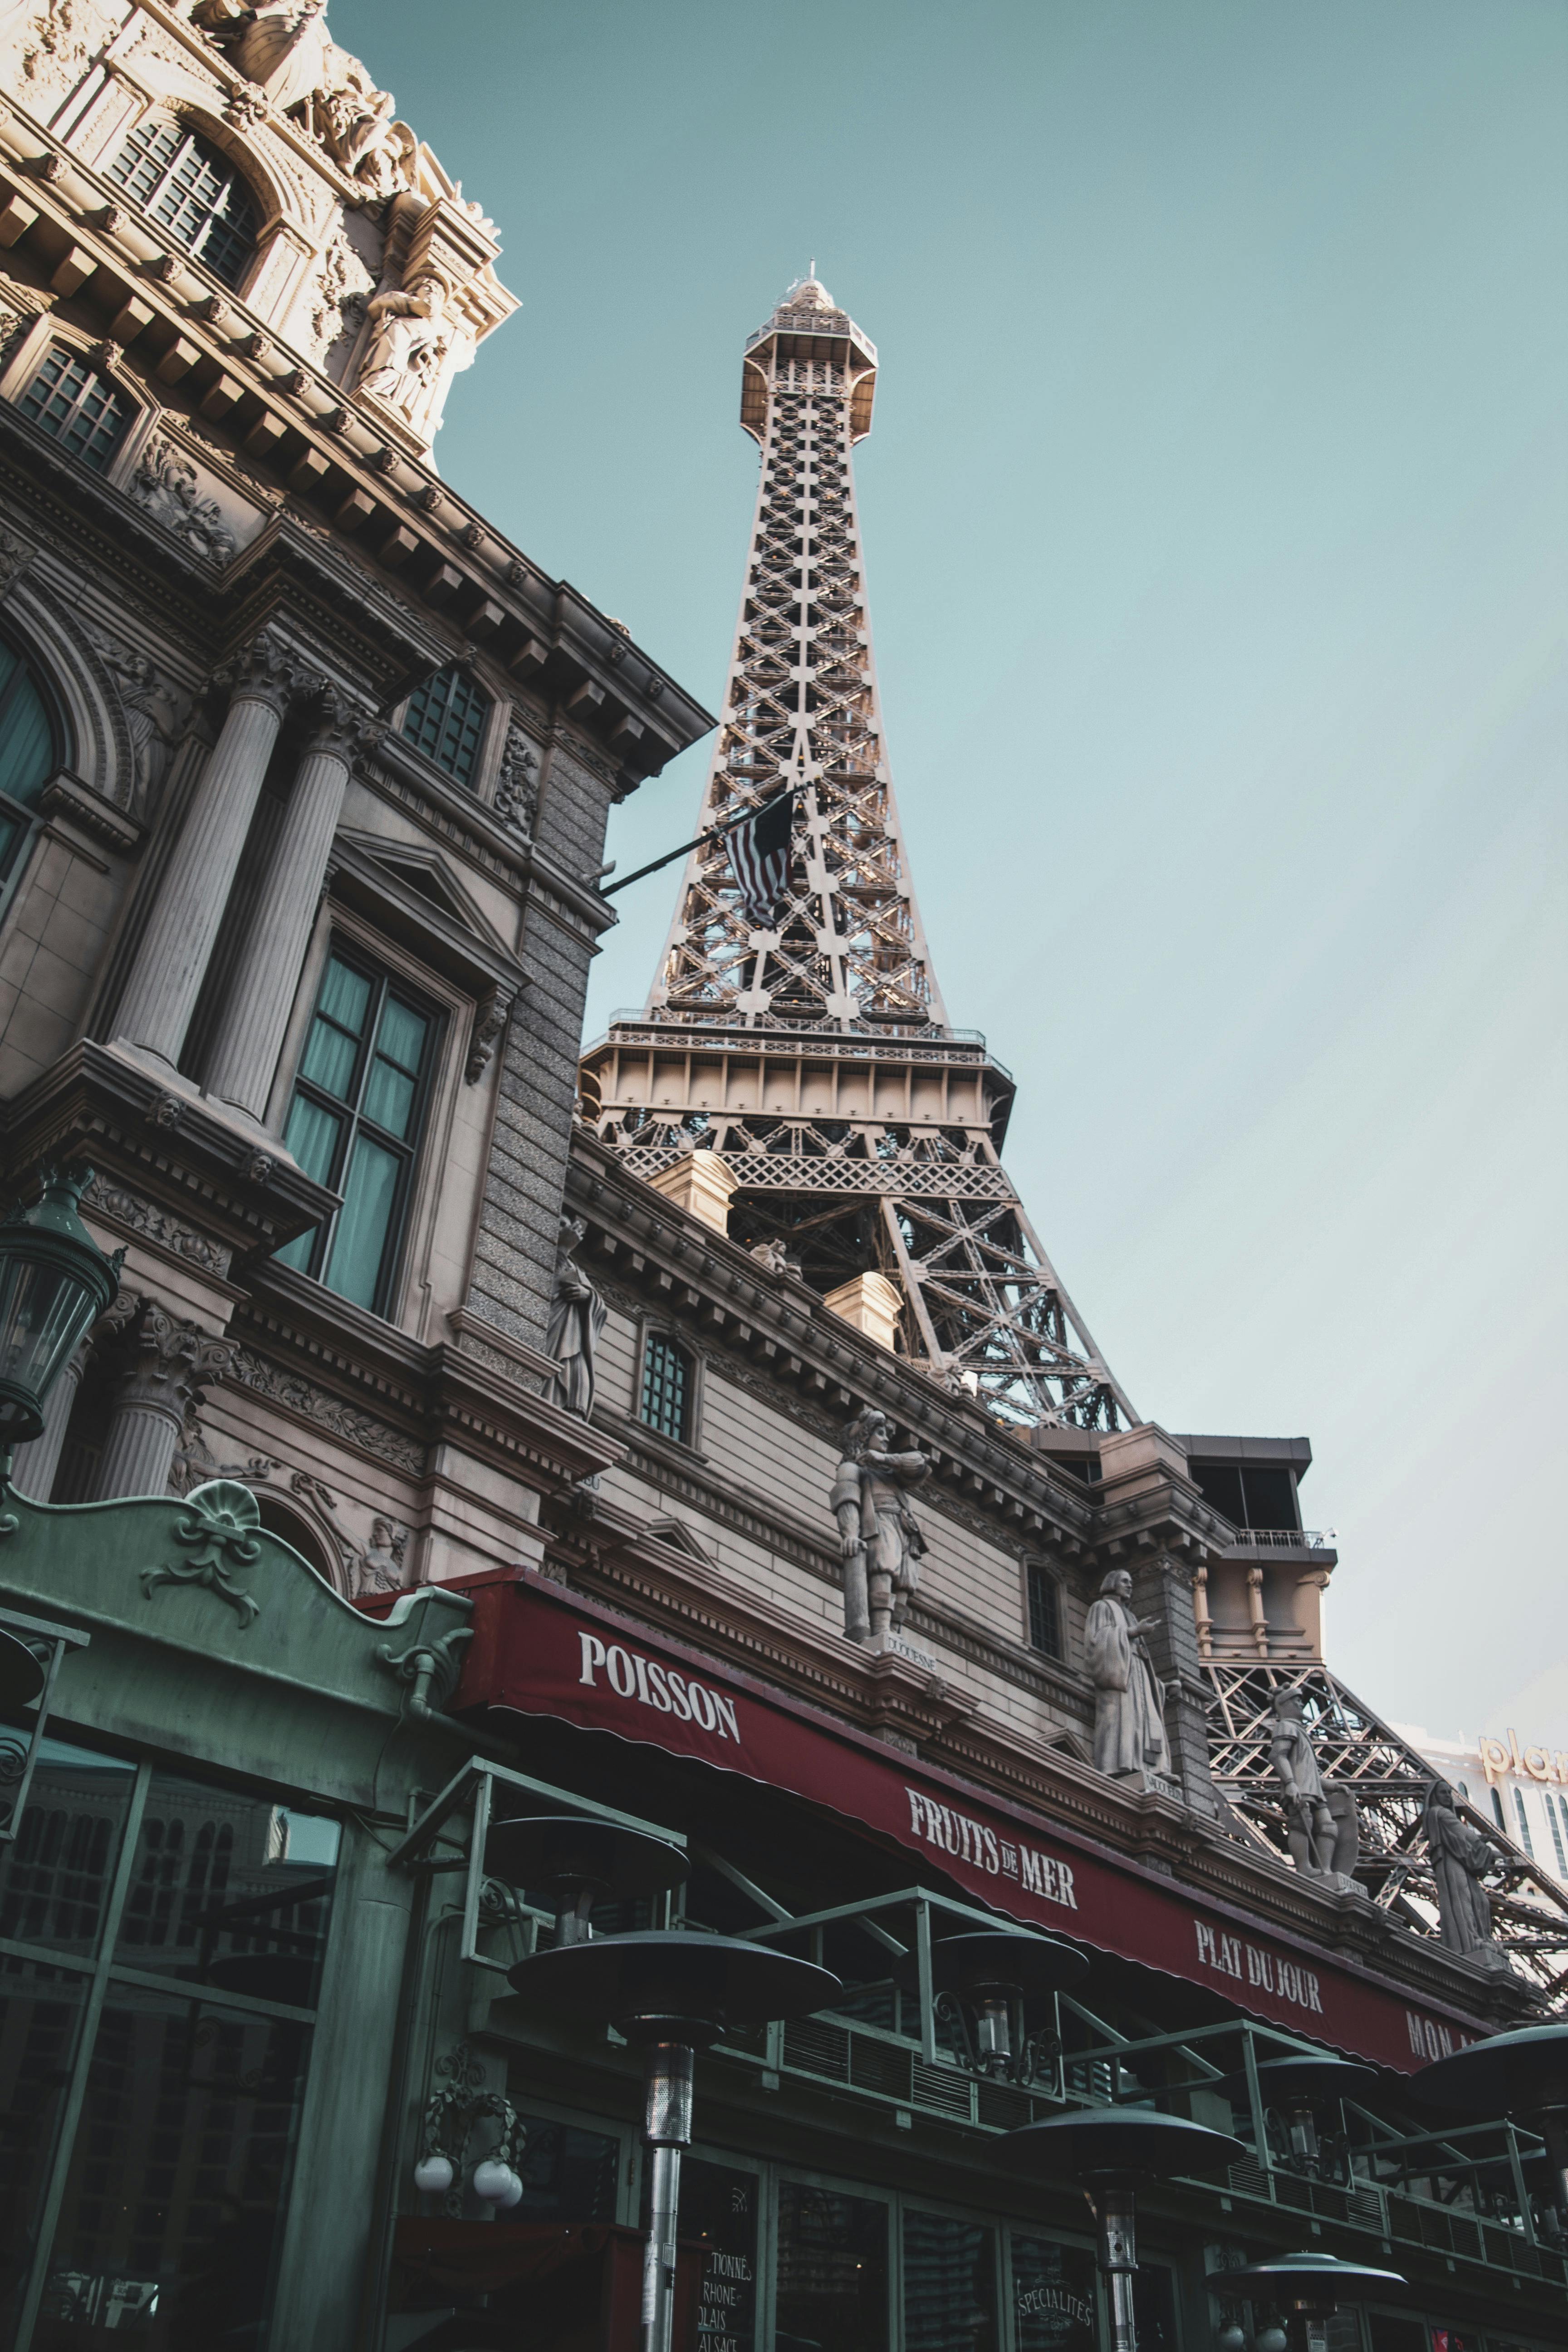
[{"x1": 0, "y1": 1164, "x2": 121, "y2": 1446}]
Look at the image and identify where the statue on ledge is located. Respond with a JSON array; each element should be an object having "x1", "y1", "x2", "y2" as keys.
[
  {"x1": 1268, "y1": 1690, "x2": 1360, "y2": 1886},
  {"x1": 1084, "y1": 1567, "x2": 1171, "y2": 1781},
  {"x1": 1424, "y1": 1783, "x2": 1511, "y2": 1965},
  {"x1": 545, "y1": 1217, "x2": 606, "y2": 1421},
  {"x1": 829, "y1": 1406, "x2": 927, "y2": 1646}
]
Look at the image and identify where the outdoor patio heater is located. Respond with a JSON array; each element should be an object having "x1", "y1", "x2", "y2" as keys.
[
  {"x1": 1007, "y1": 2107, "x2": 1244, "y2": 2352},
  {"x1": 504, "y1": 1818, "x2": 838, "y2": 2352},
  {"x1": 1208, "y1": 2250, "x2": 1407, "y2": 2352},
  {"x1": 1409, "y1": 2020, "x2": 1568, "y2": 2228}
]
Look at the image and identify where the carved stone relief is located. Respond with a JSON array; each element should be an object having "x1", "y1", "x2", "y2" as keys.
[
  {"x1": 303, "y1": 221, "x2": 375, "y2": 373},
  {"x1": 14, "y1": 0, "x2": 109, "y2": 102},
  {"x1": 129, "y1": 436, "x2": 250, "y2": 566},
  {"x1": 83, "y1": 632, "x2": 189, "y2": 817},
  {"x1": 492, "y1": 721, "x2": 539, "y2": 839},
  {"x1": 226, "y1": 1345, "x2": 426, "y2": 1475},
  {"x1": 84, "y1": 1176, "x2": 230, "y2": 1275}
]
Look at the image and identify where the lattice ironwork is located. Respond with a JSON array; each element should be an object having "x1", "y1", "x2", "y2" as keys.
[
  {"x1": 585, "y1": 276, "x2": 1132, "y2": 1431},
  {"x1": 1203, "y1": 1660, "x2": 1568, "y2": 2013}
]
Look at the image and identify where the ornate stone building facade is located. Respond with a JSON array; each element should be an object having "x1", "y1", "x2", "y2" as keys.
[
  {"x1": 1, "y1": 13, "x2": 1566, "y2": 2339},
  {"x1": 0, "y1": 0, "x2": 710, "y2": 1593}
]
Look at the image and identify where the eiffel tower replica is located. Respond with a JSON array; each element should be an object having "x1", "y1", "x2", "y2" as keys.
[{"x1": 581, "y1": 274, "x2": 1134, "y2": 1433}]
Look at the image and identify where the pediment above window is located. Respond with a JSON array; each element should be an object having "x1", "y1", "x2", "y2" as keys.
[{"x1": 327, "y1": 831, "x2": 524, "y2": 1006}]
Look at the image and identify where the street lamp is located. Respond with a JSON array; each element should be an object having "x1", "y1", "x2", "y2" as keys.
[
  {"x1": 0, "y1": 1164, "x2": 121, "y2": 1445},
  {"x1": 1208, "y1": 2250, "x2": 1407, "y2": 2352},
  {"x1": 1008, "y1": 2107, "x2": 1245, "y2": 2352},
  {"x1": 509, "y1": 1929, "x2": 838, "y2": 2352},
  {"x1": 1408, "y1": 2021, "x2": 1568, "y2": 2230},
  {"x1": 895, "y1": 1929, "x2": 1086, "y2": 2083}
]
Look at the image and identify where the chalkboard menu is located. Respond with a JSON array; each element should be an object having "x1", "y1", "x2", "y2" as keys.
[{"x1": 680, "y1": 2156, "x2": 760, "y2": 2352}]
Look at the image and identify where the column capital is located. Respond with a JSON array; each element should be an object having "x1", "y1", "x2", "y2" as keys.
[
  {"x1": 213, "y1": 627, "x2": 313, "y2": 720},
  {"x1": 305, "y1": 683, "x2": 382, "y2": 766},
  {"x1": 100, "y1": 1293, "x2": 234, "y2": 1416}
]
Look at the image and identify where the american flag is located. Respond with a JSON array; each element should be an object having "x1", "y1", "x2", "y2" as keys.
[{"x1": 725, "y1": 789, "x2": 794, "y2": 929}]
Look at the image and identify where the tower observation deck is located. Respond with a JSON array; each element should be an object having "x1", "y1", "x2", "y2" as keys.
[{"x1": 581, "y1": 276, "x2": 1133, "y2": 1432}]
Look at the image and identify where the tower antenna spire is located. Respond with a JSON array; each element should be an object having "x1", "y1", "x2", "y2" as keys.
[{"x1": 580, "y1": 278, "x2": 1133, "y2": 1434}]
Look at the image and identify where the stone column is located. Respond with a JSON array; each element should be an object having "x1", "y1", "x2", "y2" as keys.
[
  {"x1": 9, "y1": 1337, "x2": 90, "y2": 1502},
  {"x1": 204, "y1": 693, "x2": 371, "y2": 1124},
  {"x1": 113, "y1": 630, "x2": 304, "y2": 1073},
  {"x1": 92, "y1": 1299, "x2": 233, "y2": 1501}
]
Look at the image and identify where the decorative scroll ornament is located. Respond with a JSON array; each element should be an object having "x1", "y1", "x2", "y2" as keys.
[{"x1": 139, "y1": 1479, "x2": 264, "y2": 1627}]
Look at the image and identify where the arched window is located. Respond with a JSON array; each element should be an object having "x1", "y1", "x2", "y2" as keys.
[
  {"x1": 0, "y1": 637, "x2": 59, "y2": 903},
  {"x1": 639, "y1": 1332, "x2": 692, "y2": 1445},
  {"x1": 107, "y1": 117, "x2": 257, "y2": 288},
  {"x1": 401, "y1": 665, "x2": 491, "y2": 787}
]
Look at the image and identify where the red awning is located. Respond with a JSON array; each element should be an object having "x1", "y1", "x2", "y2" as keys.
[{"x1": 458, "y1": 1572, "x2": 1482, "y2": 2075}]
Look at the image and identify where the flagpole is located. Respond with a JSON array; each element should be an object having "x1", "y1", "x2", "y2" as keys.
[{"x1": 600, "y1": 789, "x2": 793, "y2": 900}]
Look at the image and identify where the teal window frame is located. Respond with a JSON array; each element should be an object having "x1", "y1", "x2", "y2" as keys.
[
  {"x1": 106, "y1": 117, "x2": 257, "y2": 288},
  {"x1": 274, "y1": 947, "x2": 440, "y2": 1318},
  {"x1": 638, "y1": 1329, "x2": 692, "y2": 1445},
  {"x1": 16, "y1": 345, "x2": 132, "y2": 474},
  {"x1": 400, "y1": 665, "x2": 492, "y2": 787}
]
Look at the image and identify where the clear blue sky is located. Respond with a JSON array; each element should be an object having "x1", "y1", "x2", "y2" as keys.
[{"x1": 338, "y1": 0, "x2": 1567, "y2": 1745}]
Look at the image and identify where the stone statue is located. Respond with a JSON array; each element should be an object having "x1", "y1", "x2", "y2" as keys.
[
  {"x1": 1425, "y1": 1784, "x2": 1509, "y2": 1964},
  {"x1": 357, "y1": 273, "x2": 450, "y2": 421},
  {"x1": 545, "y1": 1217, "x2": 606, "y2": 1420},
  {"x1": 829, "y1": 1406, "x2": 927, "y2": 1646},
  {"x1": 1084, "y1": 1568, "x2": 1171, "y2": 1780},
  {"x1": 222, "y1": 0, "x2": 333, "y2": 113},
  {"x1": 1267, "y1": 1691, "x2": 1360, "y2": 1885},
  {"x1": 356, "y1": 1514, "x2": 406, "y2": 1595}
]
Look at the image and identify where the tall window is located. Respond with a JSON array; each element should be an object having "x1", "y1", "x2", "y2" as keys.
[
  {"x1": 401, "y1": 665, "x2": 491, "y2": 786},
  {"x1": 275, "y1": 951, "x2": 437, "y2": 1315},
  {"x1": 1025, "y1": 1562, "x2": 1061, "y2": 1660},
  {"x1": 0, "y1": 637, "x2": 58, "y2": 902},
  {"x1": 639, "y1": 1332, "x2": 691, "y2": 1445},
  {"x1": 18, "y1": 346, "x2": 132, "y2": 472},
  {"x1": 107, "y1": 117, "x2": 256, "y2": 288}
]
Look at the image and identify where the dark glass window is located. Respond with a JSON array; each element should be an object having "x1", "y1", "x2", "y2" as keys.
[
  {"x1": 1189, "y1": 1460, "x2": 1300, "y2": 1532},
  {"x1": 107, "y1": 118, "x2": 256, "y2": 287},
  {"x1": 1132, "y1": 2264, "x2": 1179, "y2": 2352},
  {"x1": 1026, "y1": 1563, "x2": 1061, "y2": 1660},
  {"x1": 639, "y1": 1333, "x2": 691, "y2": 1444},
  {"x1": 1011, "y1": 2234, "x2": 1098, "y2": 2351},
  {"x1": 115, "y1": 1770, "x2": 339, "y2": 2009},
  {"x1": 0, "y1": 633, "x2": 59, "y2": 910},
  {"x1": 35, "y1": 1985, "x2": 308, "y2": 2348},
  {"x1": 681, "y1": 2158, "x2": 759, "y2": 2351},
  {"x1": 401, "y1": 666, "x2": 491, "y2": 786},
  {"x1": 275, "y1": 951, "x2": 437, "y2": 1315},
  {"x1": 18, "y1": 346, "x2": 131, "y2": 473},
  {"x1": 775, "y1": 2182, "x2": 887, "y2": 2352},
  {"x1": 0, "y1": 1738, "x2": 135, "y2": 1958},
  {"x1": 0, "y1": 1964, "x2": 90, "y2": 2346},
  {"x1": 511, "y1": 2114, "x2": 618, "y2": 2223},
  {"x1": 904, "y1": 2209, "x2": 996, "y2": 2352}
]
